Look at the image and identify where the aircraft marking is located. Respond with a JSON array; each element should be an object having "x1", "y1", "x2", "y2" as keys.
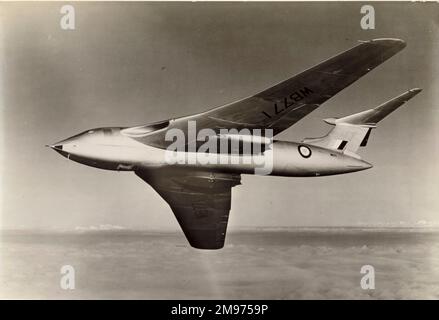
[{"x1": 263, "y1": 87, "x2": 314, "y2": 119}]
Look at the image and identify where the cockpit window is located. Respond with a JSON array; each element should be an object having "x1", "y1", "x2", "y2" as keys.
[
  {"x1": 121, "y1": 120, "x2": 170, "y2": 137},
  {"x1": 88, "y1": 130, "x2": 95, "y2": 134}
]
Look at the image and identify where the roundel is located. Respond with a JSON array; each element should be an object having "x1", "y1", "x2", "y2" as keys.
[{"x1": 298, "y1": 145, "x2": 312, "y2": 158}]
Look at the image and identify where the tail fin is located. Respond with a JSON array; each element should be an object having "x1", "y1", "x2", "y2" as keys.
[{"x1": 303, "y1": 88, "x2": 422, "y2": 157}]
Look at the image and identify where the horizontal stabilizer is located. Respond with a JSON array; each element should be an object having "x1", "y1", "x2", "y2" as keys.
[
  {"x1": 303, "y1": 88, "x2": 422, "y2": 156},
  {"x1": 326, "y1": 88, "x2": 422, "y2": 126}
]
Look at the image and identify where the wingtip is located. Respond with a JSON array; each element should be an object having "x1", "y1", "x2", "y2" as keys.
[
  {"x1": 371, "y1": 37, "x2": 405, "y2": 43},
  {"x1": 409, "y1": 88, "x2": 422, "y2": 93},
  {"x1": 360, "y1": 38, "x2": 406, "y2": 49}
]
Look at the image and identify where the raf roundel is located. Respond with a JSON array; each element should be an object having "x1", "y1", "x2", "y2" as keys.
[{"x1": 298, "y1": 145, "x2": 312, "y2": 158}]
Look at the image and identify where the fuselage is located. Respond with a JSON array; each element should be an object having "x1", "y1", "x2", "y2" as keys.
[{"x1": 50, "y1": 126, "x2": 372, "y2": 177}]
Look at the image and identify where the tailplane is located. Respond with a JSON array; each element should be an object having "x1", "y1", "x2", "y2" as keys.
[{"x1": 303, "y1": 88, "x2": 422, "y2": 158}]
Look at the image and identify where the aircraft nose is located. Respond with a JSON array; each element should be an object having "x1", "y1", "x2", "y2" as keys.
[
  {"x1": 46, "y1": 144, "x2": 63, "y2": 151},
  {"x1": 47, "y1": 143, "x2": 69, "y2": 157},
  {"x1": 52, "y1": 145, "x2": 63, "y2": 151}
]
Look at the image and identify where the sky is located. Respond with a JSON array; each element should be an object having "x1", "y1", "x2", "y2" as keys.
[{"x1": 1, "y1": 2, "x2": 438, "y2": 230}]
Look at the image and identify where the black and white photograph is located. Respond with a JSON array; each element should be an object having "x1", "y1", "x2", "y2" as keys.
[{"x1": 0, "y1": 0, "x2": 438, "y2": 304}]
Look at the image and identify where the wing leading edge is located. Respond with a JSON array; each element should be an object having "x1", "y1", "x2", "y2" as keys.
[
  {"x1": 136, "y1": 168, "x2": 241, "y2": 249},
  {"x1": 124, "y1": 38, "x2": 407, "y2": 149}
]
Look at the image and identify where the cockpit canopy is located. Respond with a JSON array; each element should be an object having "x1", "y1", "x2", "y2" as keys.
[
  {"x1": 120, "y1": 120, "x2": 170, "y2": 137},
  {"x1": 69, "y1": 127, "x2": 123, "y2": 139}
]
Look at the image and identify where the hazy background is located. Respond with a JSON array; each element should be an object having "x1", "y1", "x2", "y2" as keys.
[
  {"x1": 2, "y1": 229, "x2": 439, "y2": 299},
  {"x1": 1, "y1": 2, "x2": 438, "y2": 231}
]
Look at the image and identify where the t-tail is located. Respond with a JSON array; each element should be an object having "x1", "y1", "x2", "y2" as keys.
[{"x1": 302, "y1": 88, "x2": 422, "y2": 159}]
